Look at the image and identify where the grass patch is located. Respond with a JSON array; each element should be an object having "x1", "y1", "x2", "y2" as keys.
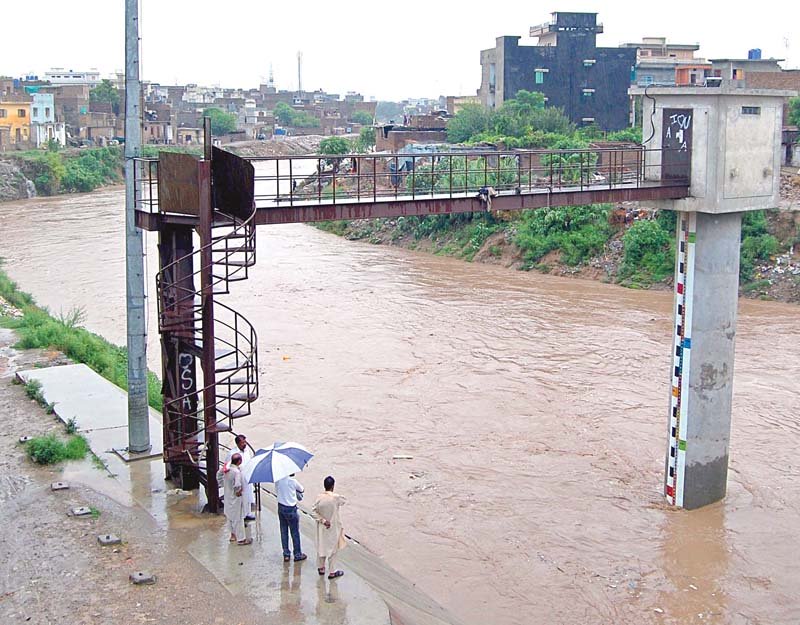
[
  {"x1": 742, "y1": 279, "x2": 772, "y2": 293},
  {"x1": 0, "y1": 262, "x2": 162, "y2": 410},
  {"x1": 24, "y1": 433, "x2": 89, "y2": 465}
]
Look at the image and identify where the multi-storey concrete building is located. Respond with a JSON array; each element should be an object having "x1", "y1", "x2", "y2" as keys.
[
  {"x1": 478, "y1": 12, "x2": 636, "y2": 130},
  {"x1": 30, "y1": 92, "x2": 66, "y2": 147},
  {"x1": 0, "y1": 97, "x2": 31, "y2": 148},
  {"x1": 621, "y1": 37, "x2": 711, "y2": 87}
]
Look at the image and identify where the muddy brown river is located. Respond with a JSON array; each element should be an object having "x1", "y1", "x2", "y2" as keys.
[{"x1": 1, "y1": 187, "x2": 799, "y2": 625}]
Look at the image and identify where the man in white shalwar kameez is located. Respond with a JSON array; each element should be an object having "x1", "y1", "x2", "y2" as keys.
[
  {"x1": 226, "y1": 434, "x2": 256, "y2": 520},
  {"x1": 311, "y1": 475, "x2": 347, "y2": 579},
  {"x1": 221, "y1": 453, "x2": 250, "y2": 545}
]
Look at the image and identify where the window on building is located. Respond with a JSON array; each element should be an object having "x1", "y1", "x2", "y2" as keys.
[
  {"x1": 18, "y1": 109, "x2": 26, "y2": 117},
  {"x1": 0, "y1": 109, "x2": 6, "y2": 118},
  {"x1": 45, "y1": 107, "x2": 50, "y2": 117},
  {"x1": 534, "y1": 68, "x2": 549, "y2": 84},
  {"x1": 742, "y1": 106, "x2": 761, "y2": 115},
  {"x1": 33, "y1": 107, "x2": 39, "y2": 117},
  {"x1": 732, "y1": 68, "x2": 744, "y2": 80},
  {"x1": 640, "y1": 75, "x2": 654, "y2": 85}
]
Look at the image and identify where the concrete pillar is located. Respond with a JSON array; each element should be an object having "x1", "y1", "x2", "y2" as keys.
[{"x1": 665, "y1": 211, "x2": 742, "y2": 509}]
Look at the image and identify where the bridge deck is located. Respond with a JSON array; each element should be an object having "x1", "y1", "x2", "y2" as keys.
[{"x1": 134, "y1": 147, "x2": 690, "y2": 230}]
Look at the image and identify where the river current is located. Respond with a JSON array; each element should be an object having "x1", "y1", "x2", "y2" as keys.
[{"x1": 1, "y1": 186, "x2": 798, "y2": 624}]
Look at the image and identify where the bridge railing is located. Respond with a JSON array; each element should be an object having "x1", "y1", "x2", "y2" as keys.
[{"x1": 134, "y1": 146, "x2": 688, "y2": 214}]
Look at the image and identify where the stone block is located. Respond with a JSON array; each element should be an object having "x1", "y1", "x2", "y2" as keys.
[
  {"x1": 71, "y1": 506, "x2": 92, "y2": 516},
  {"x1": 130, "y1": 571, "x2": 156, "y2": 585},
  {"x1": 19, "y1": 436, "x2": 33, "y2": 444},
  {"x1": 97, "y1": 534, "x2": 121, "y2": 546},
  {"x1": 51, "y1": 482, "x2": 69, "y2": 491}
]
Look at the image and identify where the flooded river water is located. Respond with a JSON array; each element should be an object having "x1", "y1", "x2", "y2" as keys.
[{"x1": 1, "y1": 187, "x2": 799, "y2": 624}]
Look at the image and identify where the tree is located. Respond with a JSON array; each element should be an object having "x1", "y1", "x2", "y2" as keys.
[
  {"x1": 351, "y1": 110, "x2": 374, "y2": 125},
  {"x1": 202, "y1": 108, "x2": 237, "y2": 135},
  {"x1": 353, "y1": 127, "x2": 376, "y2": 153},
  {"x1": 274, "y1": 102, "x2": 295, "y2": 126},
  {"x1": 447, "y1": 104, "x2": 492, "y2": 143},
  {"x1": 789, "y1": 97, "x2": 800, "y2": 128},
  {"x1": 89, "y1": 79, "x2": 120, "y2": 114},
  {"x1": 319, "y1": 136, "x2": 351, "y2": 155}
]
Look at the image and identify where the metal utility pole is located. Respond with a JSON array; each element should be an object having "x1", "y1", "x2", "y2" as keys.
[{"x1": 125, "y1": 0, "x2": 150, "y2": 453}]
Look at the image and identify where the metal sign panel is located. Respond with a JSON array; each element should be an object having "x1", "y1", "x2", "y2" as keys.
[
  {"x1": 661, "y1": 108, "x2": 692, "y2": 183},
  {"x1": 212, "y1": 147, "x2": 255, "y2": 220},
  {"x1": 158, "y1": 152, "x2": 200, "y2": 215}
]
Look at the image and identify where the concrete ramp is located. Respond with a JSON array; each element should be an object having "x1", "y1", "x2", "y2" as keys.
[{"x1": 16, "y1": 364, "x2": 162, "y2": 460}]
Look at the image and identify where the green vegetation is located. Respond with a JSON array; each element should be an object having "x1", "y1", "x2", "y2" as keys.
[
  {"x1": 274, "y1": 102, "x2": 320, "y2": 128},
  {"x1": 203, "y1": 107, "x2": 238, "y2": 135},
  {"x1": 319, "y1": 136, "x2": 351, "y2": 155},
  {"x1": 353, "y1": 127, "x2": 376, "y2": 153},
  {"x1": 619, "y1": 219, "x2": 675, "y2": 286},
  {"x1": 13, "y1": 146, "x2": 123, "y2": 195},
  {"x1": 446, "y1": 90, "x2": 642, "y2": 149},
  {"x1": 789, "y1": 97, "x2": 800, "y2": 128},
  {"x1": 351, "y1": 110, "x2": 374, "y2": 125},
  {"x1": 515, "y1": 205, "x2": 612, "y2": 267},
  {"x1": 89, "y1": 79, "x2": 121, "y2": 115},
  {"x1": 0, "y1": 263, "x2": 162, "y2": 410},
  {"x1": 141, "y1": 145, "x2": 203, "y2": 158},
  {"x1": 740, "y1": 211, "x2": 779, "y2": 282},
  {"x1": 24, "y1": 433, "x2": 89, "y2": 465}
]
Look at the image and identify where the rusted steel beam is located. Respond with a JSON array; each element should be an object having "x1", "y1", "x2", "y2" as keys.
[{"x1": 253, "y1": 185, "x2": 690, "y2": 225}]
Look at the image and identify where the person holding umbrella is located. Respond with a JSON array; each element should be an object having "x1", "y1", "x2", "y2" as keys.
[
  {"x1": 311, "y1": 475, "x2": 346, "y2": 579},
  {"x1": 276, "y1": 473, "x2": 307, "y2": 562},
  {"x1": 240, "y1": 441, "x2": 314, "y2": 561}
]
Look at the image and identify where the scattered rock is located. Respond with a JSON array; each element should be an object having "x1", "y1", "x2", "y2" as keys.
[
  {"x1": 70, "y1": 506, "x2": 92, "y2": 517},
  {"x1": 129, "y1": 571, "x2": 156, "y2": 585},
  {"x1": 18, "y1": 435, "x2": 33, "y2": 444},
  {"x1": 97, "y1": 534, "x2": 122, "y2": 546},
  {"x1": 51, "y1": 482, "x2": 69, "y2": 491}
]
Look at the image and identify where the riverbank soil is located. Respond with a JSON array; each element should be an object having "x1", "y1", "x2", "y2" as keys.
[{"x1": 0, "y1": 329, "x2": 269, "y2": 625}]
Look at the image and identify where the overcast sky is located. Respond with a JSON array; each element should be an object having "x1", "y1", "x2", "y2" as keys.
[{"x1": 3, "y1": 1, "x2": 797, "y2": 100}]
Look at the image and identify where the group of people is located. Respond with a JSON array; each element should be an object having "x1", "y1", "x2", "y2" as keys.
[{"x1": 219, "y1": 434, "x2": 347, "y2": 580}]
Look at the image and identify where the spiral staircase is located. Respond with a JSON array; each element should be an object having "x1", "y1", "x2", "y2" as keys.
[{"x1": 156, "y1": 193, "x2": 259, "y2": 487}]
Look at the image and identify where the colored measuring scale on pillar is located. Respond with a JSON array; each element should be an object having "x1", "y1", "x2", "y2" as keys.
[{"x1": 666, "y1": 212, "x2": 696, "y2": 507}]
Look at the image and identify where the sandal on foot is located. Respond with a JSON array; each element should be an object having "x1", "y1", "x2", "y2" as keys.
[
  {"x1": 327, "y1": 570, "x2": 344, "y2": 579},
  {"x1": 318, "y1": 567, "x2": 326, "y2": 576},
  {"x1": 236, "y1": 538, "x2": 253, "y2": 545},
  {"x1": 284, "y1": 555, "x2": 291, "y2": 562}
]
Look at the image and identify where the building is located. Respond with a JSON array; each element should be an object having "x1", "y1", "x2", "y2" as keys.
[
  {"x1": 621, "y1": 37, "x2": 711, "y2": 87},
  {"x1": 30, "y1": 93, "x2": 66, "y2": 147},
  {"x1": 445, "y1": 95, "x2": 481, "y2": 116},
  {"x1": 478, "y1": 12, "x2": 637, "y2": 130},
  {"x1": 44, "y1": 68, "x2": 101, "y2": 87},
  {"x1": 0, "y1": 98, "x2": 31, "y2": 148},
  {"x1": 710, "y1": 56, "x2": 783, "y2": 81}
]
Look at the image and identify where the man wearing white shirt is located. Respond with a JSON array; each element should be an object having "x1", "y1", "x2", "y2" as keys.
[
  {"x1": 226, "y1": 434, "x2": 256, "y2": 521},
  {"x1": 276, "y1": 474, "x2": 306, "y2": 562}
]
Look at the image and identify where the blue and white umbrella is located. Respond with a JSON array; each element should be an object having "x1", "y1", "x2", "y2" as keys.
[{"x1": 241, "y1": 441, "x2": 313, "y2": 484}]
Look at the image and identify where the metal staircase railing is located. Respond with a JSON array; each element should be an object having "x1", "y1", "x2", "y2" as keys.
[{"x1": 156, "y1": 203, "x2": 259, "y2": 472}]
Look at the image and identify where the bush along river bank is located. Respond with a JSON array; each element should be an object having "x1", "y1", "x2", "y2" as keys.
[
  {"x1": 0, "y1": 261, "x2": 162, "y2": 408},
  {"x1": 0, "y1": 135, "x2": 327, "y2": 202},
  {"x1": 317, "y1": 176, "x2": 800, "y2": 304}
]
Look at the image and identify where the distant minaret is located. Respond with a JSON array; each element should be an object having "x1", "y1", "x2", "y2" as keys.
[
  {"x1": 269, "y1": 63, "x2": 275, "y2": 89},
  {"x1": 297, "y1": 51, "x2": 303, "y2": 97}
]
